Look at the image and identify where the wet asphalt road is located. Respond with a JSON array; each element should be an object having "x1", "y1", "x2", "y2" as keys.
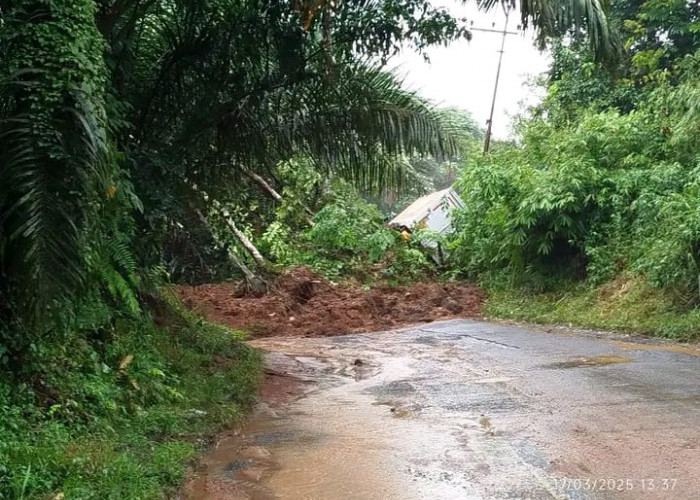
[{"x1": 187, "y1": 319, "x2": 700, "y2": 500}]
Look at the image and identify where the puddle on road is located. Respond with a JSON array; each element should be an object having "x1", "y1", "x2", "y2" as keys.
[
  {"x1": 545, "y1": 354, "x2": 632, "y2": 369},
  {"x1": 183, "y1": 411, "x2": 351, "y2": 500},
  {"x1": 182, "y1": 340, "x2": 486, "y2": 500},
  {"x1": 185, "y1": 327, "x2": 700, "y2": 500},
  {"x1": 182, "y1": 349, "x2": 422, "y2": 500}
]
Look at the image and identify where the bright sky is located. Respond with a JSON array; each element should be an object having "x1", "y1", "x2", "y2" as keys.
[{"x1": 390, "y1": 2, "x2": 551, "y2": 140}]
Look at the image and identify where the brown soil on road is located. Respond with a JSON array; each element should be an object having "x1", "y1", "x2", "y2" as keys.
[
  {"x1": 175, "y1": 267, "x2": 484, "y2": 337},
  {"x1": 181, "y1": 351, "x2": 317, "y2": 500}
]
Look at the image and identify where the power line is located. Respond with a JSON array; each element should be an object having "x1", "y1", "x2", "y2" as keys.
[
  {"x1": 475, "y1": 7, "x2": 516, "y2": 153},
  {"x1": 470, "y1": 27, "x2": 518, "y2": 36}
]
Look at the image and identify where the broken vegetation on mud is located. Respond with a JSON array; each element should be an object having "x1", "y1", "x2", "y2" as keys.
[{"x1": 177, "y1": 267, "x2": 484, "y2": 337}]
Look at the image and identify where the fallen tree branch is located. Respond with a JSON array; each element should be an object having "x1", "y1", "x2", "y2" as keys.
[
  {"x1": 188, "y1": 180, "x2": 267, "y2": 267},
  {"x1": 242, "y1": 167, "x2": 315, "y2": 220}
]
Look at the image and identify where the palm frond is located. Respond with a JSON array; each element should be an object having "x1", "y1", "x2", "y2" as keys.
[
  {"x1": 87, "y1": 236, "x2": 140, "y2": 315},
  {"x1": 192, "y1": 63, "x2": 459, "y2": 194},
  {"x1": 477, "y1": 0, "x2": 619, "y2": 60}
]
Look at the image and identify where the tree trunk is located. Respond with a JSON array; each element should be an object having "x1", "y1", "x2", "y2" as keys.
[
  {"x1": 243, "y1": 167, "x2": 315, "y2": 219},
  {"x1": 194, "y1": 209, "x2": 254, "y2": 280},
  {"x1": 211, "y1": 200, "x2": 267, "y2": 267},
  {"x1": 189, "y1": 180, "x2": 267, "y2": 267},
  {"x1": 243, "y1": 169, "x2": 283, "y2": 202},
  {"x1": 194, "y1": 209, "x2": 268, "y2": 296}
]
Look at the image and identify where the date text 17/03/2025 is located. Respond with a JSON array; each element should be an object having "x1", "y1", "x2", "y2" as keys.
[{"x1": 553, "y1": 478, "x2": 678, "y2": 492}]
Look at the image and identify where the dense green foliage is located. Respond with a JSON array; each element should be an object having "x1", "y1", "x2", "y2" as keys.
[
  {"x1": 1, "y1": 0, "x2": 479, "y2": 337},
  {"x1": 0, "y1": 297, "x2": 260, "y2": 499},
  {"x1": 0, "y1": 0, "x2": 119, "y2": 324},
  {"x1": 0, "y1": 0, "x2": 618, "y2": 333},
  {"x1": 263, "y1": 183, "x2": 436, "y2": 281},
  {"x1": 255, "y1": 108, "x2": 483, "y2": 283},
  {"x1": 449, "y1": 0, "x2": 700, "y2": 337}
]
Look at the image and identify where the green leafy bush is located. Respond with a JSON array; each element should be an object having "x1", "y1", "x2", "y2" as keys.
[
  {"x1": 0, "y1": 296, "x2": 261, "y2": 500},
  {"x1": 450, "y1": 49, "x2": 700, "y2": 306},
  {"x1": 262, "y1": 187, "x2": 436, "y2": 282}
]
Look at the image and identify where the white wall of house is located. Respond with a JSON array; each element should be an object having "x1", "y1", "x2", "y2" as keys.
[{"x1": 421, "y1": 188, "x2": 463, "y2": 234}]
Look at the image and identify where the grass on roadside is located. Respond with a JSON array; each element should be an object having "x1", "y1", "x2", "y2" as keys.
[
  {"x1": 0, "y1": 293, "x2": 261, "y2": 500},
  {"x1": 484, "y1": 275, "x2": 700, "y2": 341}
]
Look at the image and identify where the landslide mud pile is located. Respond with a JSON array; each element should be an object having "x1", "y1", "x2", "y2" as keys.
[{"x1": 176, "y1": 267, "x2": 484, "y2": 337}]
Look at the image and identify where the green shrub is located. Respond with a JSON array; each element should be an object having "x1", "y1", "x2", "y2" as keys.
[
  {"x1": 0, "y1": 295, "x2": 261, "y2": 500},
  {"x1": 262, "y1": 189, "x2": 437, "y2": 282},
  {"x1": 449, "y1": 92, "x2": 700, "y2": 301}
]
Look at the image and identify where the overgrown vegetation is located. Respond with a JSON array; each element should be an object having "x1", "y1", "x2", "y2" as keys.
[
  {"x1": 258, "y1": 173, "x2": 436, "y2": 282},
  {"x1": 0, "y1": 296, "x2": 260, "y2": 499},
  {"x1": 448, "y1": 0, "x2": 700, "y2": 339},
  {"x1": 484, "y1": 276, "x2": 700, "y2": 341}
]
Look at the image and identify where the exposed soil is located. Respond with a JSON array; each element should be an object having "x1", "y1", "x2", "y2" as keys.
[{"x1": 175, "y1": 267, "x2": 484, "y2": 338}]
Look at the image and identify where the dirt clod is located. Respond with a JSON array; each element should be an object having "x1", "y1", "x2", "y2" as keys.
[{"x1": 176, "y1": 267, "x2": 484, "y2": 338}]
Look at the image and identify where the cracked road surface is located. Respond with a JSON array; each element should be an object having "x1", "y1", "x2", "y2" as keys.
[{"x1": 184, "y1": 320, "x2": 700, "y2": 500}]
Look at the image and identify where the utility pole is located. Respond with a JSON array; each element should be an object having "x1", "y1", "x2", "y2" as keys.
[{"x1": 475, "y1": 7, "x2": 514, "y2": 154}]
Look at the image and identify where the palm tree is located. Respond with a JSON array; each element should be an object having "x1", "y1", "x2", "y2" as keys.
[{"x1": 0, "y1": 2, "x2": 112, "y2": 325}]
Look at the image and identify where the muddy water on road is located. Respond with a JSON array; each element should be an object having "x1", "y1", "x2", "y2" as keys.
[
  {"x1": 184, "y1": 341, "x2": 482, "y2": 500},
  {"x1": 183, "y1": 320, "x2": 700, "y2": 500}
]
